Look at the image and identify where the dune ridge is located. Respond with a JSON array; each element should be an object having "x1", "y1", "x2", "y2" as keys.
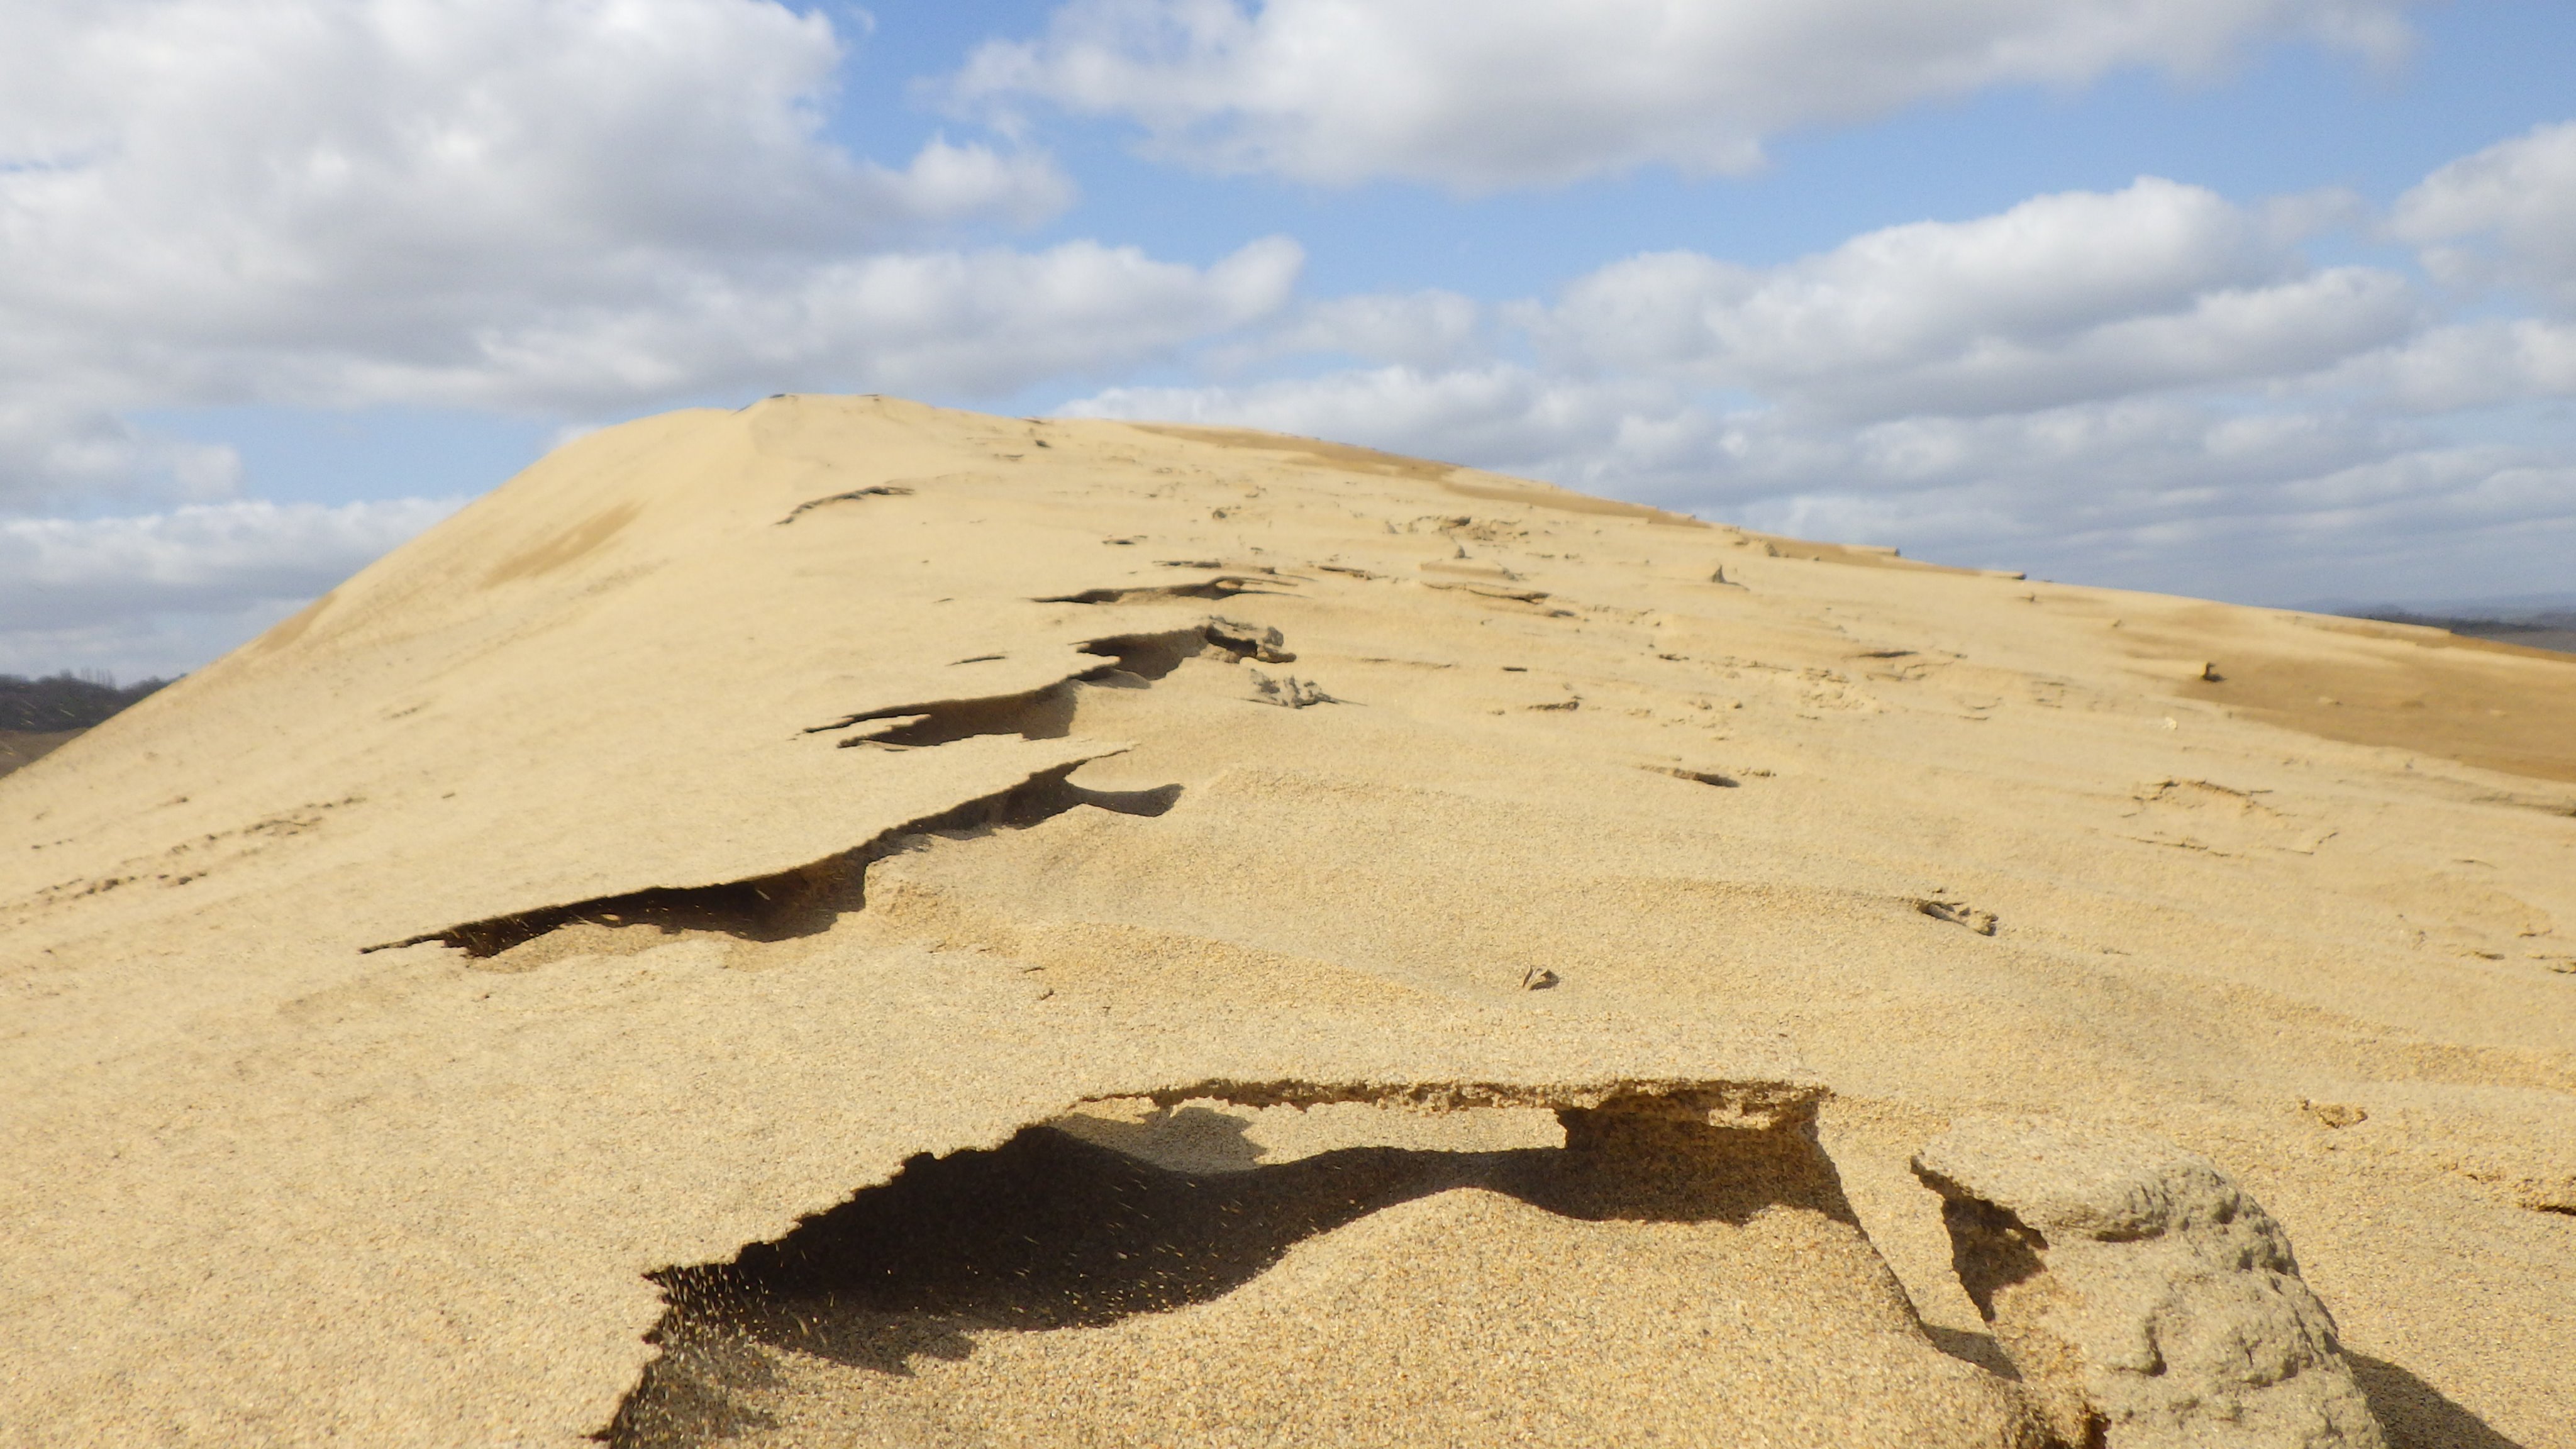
[{"x1": 2, "y1": 395, "x2": 2568, "y2": 1446}]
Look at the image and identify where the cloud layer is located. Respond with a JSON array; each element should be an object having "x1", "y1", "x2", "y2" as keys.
[
  {"x1": 0, "y1": 498, "x2": 462, "y2": 630},
  {"x1": 956, "y1": 0, "x2": 2417, "y2": 189},
  {"x1": 0, "y1": 497, "x2": 463, "y2": 679},
  {"x1": 1069, "y1": 171, "x2": 2576, "y2": 602},
  {"x1": 1530, "y1": 180, "x2": 2419, "y2": 419},
  {"x1": 2394, "y1": 119, "x2": 2576, "y2": 306},
  {"x1": 0, "y1": 0, "x2": 1297, "y2": 508},
  {"x1": 3, "y1": 0, "x2": 2570, "y2": 677}
]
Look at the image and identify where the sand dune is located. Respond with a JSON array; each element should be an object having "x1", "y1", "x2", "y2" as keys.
[{"x1": 3, "y1": 395, "x2": 2568, "y2": 1447}]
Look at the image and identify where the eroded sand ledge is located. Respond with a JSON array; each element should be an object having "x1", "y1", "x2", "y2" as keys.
[
  {"x1": 614, "y1": 1084, "x2": 2046, "y2": 1449},
  {"x1": 1, "y1": 396, "x2": 2568, "y2": 1446}
]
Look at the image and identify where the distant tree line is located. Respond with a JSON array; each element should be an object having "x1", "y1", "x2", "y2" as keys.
[
  {"x1": 2360, "y1": 609, "x2": 2576, "y2": 657},
  {"x1": 2362, "y1": 608, "x2": 2576, "y2": 631},
  {"x1": 0, "y1": 673, "x2": 173, "y2": 733}
]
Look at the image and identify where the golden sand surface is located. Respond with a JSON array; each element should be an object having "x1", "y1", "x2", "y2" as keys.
[{"x1": 2, "y1": 395, "x2": 2569, "y2": 1447}]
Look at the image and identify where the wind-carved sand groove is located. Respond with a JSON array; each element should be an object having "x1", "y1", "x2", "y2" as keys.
[
  {"x1": 804, "y1": 621, "x2": 1293, "y2": 748},
  {"x1": 1649, "y1": 763, "x2": 1741, "y2": 787},
  {"x1": 1036, "y1": 573, "x2": 1299, "y2": 605},
  {"x1": 774, "y1": 483, "x2": 914, "y2": 525},
  {"x1": 366, "y1": 761, "x2": 1182, "y2": 960}
]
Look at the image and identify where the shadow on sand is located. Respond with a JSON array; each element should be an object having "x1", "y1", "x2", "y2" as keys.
[
  {"x1": 2348, "y1": 1352, "x2": 2528, "y2": 1449},
  {"x1": 604, "y1": 1106, "x2": 1855, "y2": 1446}
]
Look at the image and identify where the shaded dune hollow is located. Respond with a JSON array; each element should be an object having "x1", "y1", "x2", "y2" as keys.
[{"x1": 608, "y1": 1087, "x2": 2054, "y2": 1449}]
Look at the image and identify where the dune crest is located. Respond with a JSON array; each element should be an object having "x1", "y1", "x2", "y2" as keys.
[{"x1": 3, "y1": 396, "x2": 2568, "y2": 1446}]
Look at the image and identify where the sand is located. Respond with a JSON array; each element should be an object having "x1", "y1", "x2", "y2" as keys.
[{"x1": 1, "y1": 394, "x2": 2568, "y2": 1447}]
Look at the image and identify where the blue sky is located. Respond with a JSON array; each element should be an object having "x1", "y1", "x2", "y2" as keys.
[{"x1": 5, "y1": 0, "x2": 2575, "y2": 678}]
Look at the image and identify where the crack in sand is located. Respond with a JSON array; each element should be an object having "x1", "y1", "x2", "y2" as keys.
[
  {"x1": 775, "y1": 485, "x2": 914, "y2": 525},
  {"x1": 604, "y1": 1082, "x2": 1860, "y2": 1448},
  {"x1": 363, "y1": 760, "x2": 1175, "y2": 960},
  {"x1": 807, "y1": 621, "x2": 1292, "y2": 747},
  {"x1": 1036, "y1": 575, "x2": 1292, "y2": 604},
  {"x1": 364, "y1": 617, "x2": 1311, "y2": 960}
]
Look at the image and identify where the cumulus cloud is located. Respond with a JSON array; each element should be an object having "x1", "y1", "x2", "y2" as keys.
[
  {"x1": 955, "y1": 0, "x2": 2416, "y2": 189},
  {"x1": 1065, "y1": 165, "x2": 2575, "y2": 601},
  {"x1": 1072, "y1": 364, "x2": 1666, "y2": 474},
  {"x1": 0, "y1": 404, "x2": 244, "y2": 507},
  {"x1": 1530, "y1": 179, "x2": 2419, "y2": 419},
  {"x1": 2312, "y1": 319, "x2": 2576, "y2": 411},
  {"x1": 0, "y1": 0, "x2": 1302, "y2": 508},
  {"x1": 1240, "y1": 291, "x2": 1488, "y2": 370},
  {"x1": 4, "y1": 0, "x2": 2566, "y2": 669},
  {"x1": 1076, "y1": 361, "x2": 2571, "y2": 598},
  {"x1": 0, "y1": 494, "x2": 479, "y2": 679},
  {"x1": 1073, "y1": 369, "x2": 2397, "y2": 508},
  {"x1": 318, "y1": 235, "x2": 1304, "y2": 411},
  {"x1": 0, "y1": 497, "x2": 460, "y2": 632},
  {"x1": 1101, "y1": 179, "x2": 2426, "y2": 437},
  {"x1": 2392, "y1": 120, "x2": 2576, "y2": 306},
  {"x1": 0, "y1": 0, "x2": 1317, "y2": 675}
]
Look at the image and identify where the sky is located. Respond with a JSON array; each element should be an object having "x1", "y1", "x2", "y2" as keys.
[{"x1": 4, "y1": 0, "x2": 2575, "y2": 680}]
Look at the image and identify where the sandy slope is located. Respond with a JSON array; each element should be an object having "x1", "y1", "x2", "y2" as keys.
[{"x1": 2, "y1": 395, "x2": 2569, "y2": 1447}]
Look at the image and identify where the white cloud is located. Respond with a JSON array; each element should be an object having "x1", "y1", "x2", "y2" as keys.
[
  {"x1": 1129, "y1": 180, "x2": 2424, "y2": 430},
  {"x1": 317, "y1": 235, "x2": 1305, "y2": 411},
  {"x1": 1063, "y1": 163, "x2": 2576, "y2": 603},
  {"x1": 3, "y1": 0, "x2": 2565, "y2": 662},
  {"x1": 956, "y1": 0, "x2": 2416, "y2": 189},
  {"x1": 0, "y1": 494, "x2": 460, "y2": 680},
  {"x1": 2, "y1": 0, "x2": 1063, "y2": 266},
  {"x1": 0, "y1": 403, "x2": 243, "y2": 506},
  {"x1": 2314, "y1": 319, "x2": 2576, "y2": 411},
  {"x1": 2392, "y1": 119, "x2": 2576, "y2": 305},
  {"x1": 1532, "y1": 180, "x2": 2418, "y2": 419},
  {"x1": 1073, "y1": 358, "x2": 2573, "y2": 599},
  {"x1": 0, "y1": 497, "x2": 460, "y2": 631},
  {"x1": 1245, "y1": 291, "x2": 1487, "y2": 370},
  {"x1": 0, "y1": 598, "x2": 308, "y2": 682},
  {"x1": 0, "y1": 0, "x2": 1309, "y2": 508},
  {"x1": 1070, "y1": 363, "x2": 1663, "y2": 472},
  {"x1": 1071, "y1": 367, "x2": 2396, "y2": 506}
]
